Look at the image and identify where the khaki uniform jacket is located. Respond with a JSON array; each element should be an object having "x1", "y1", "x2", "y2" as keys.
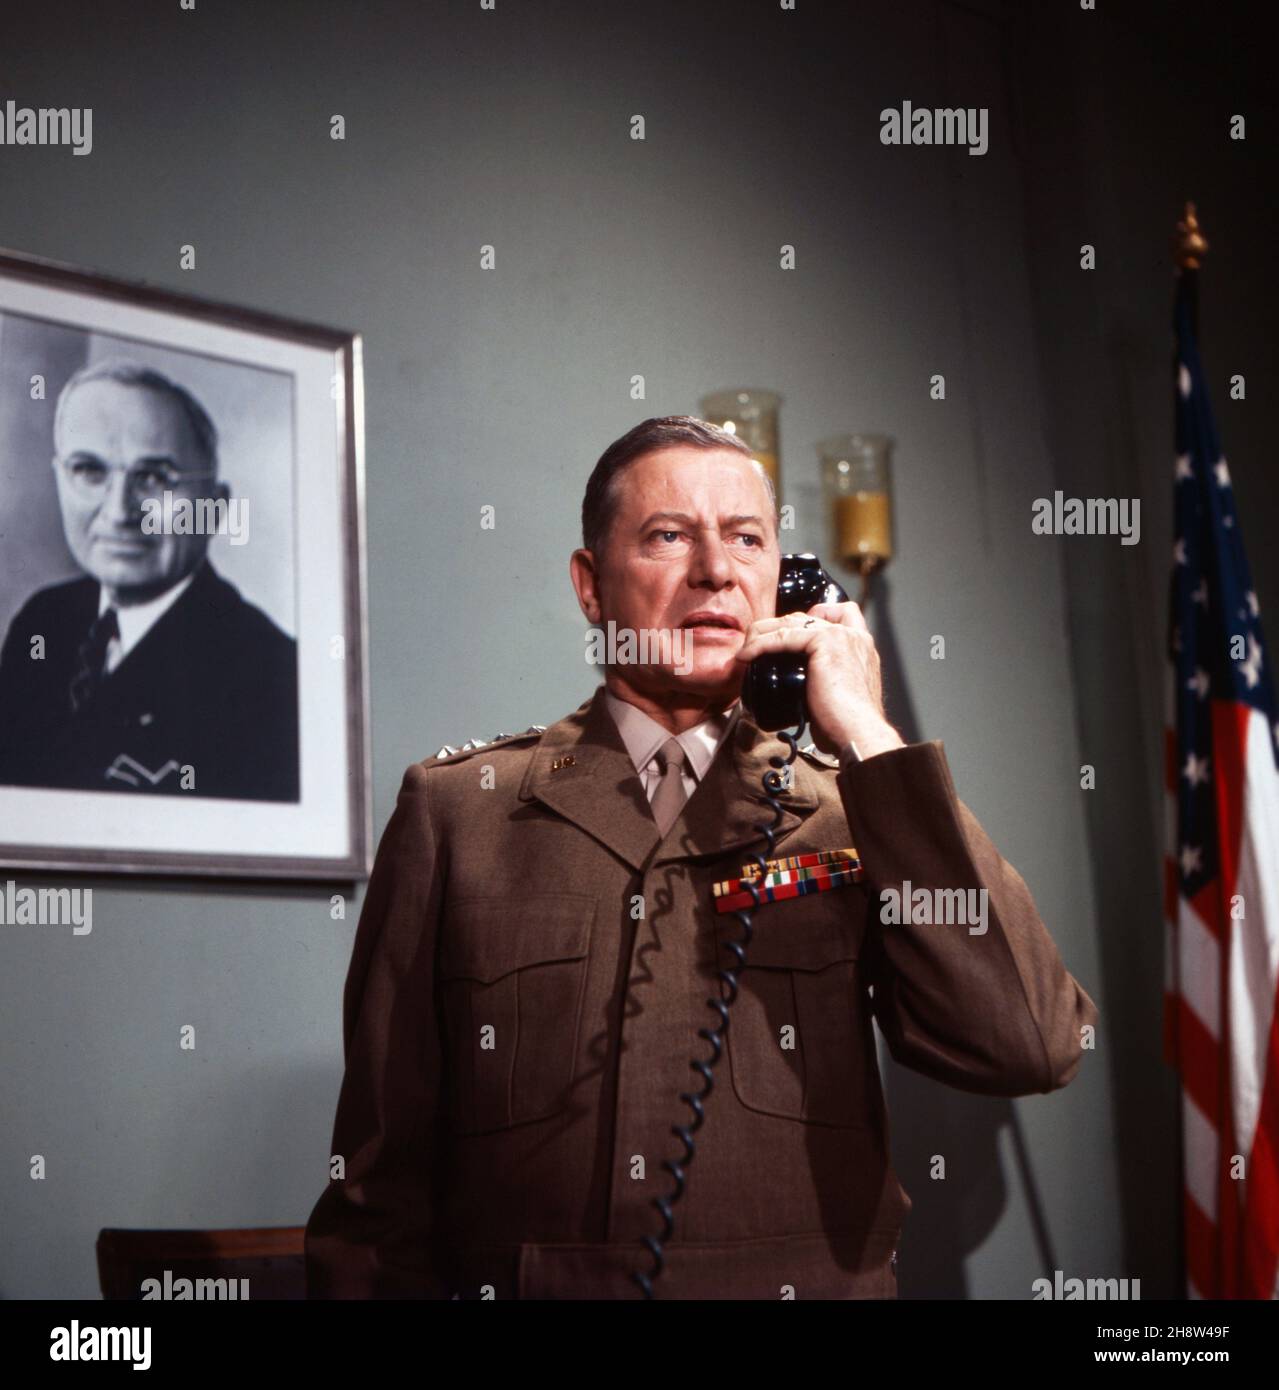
[{"x1": 304, "y1": 685, "x2": 1098, "y2": 1299}]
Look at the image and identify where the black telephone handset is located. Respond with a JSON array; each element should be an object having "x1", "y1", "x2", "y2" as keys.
[
  {"x1": 741, "y1": 553, "x2": 851, "y2": 731},
  {"x1": 632, "y1": 554, "x2": 850, "y2": 1298}
]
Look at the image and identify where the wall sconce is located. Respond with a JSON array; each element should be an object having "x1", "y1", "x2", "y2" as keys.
[
  {"x1": 700, "y1": 388, "x2": 783, "y2": 495},
  {"x1": 817, "y1": 433, "x2": 895, "y2": 605}
]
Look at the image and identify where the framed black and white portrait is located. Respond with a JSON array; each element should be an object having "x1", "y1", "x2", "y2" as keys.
[{"x1": 0, "y1": 248, "x2": 369, "y2": 879}]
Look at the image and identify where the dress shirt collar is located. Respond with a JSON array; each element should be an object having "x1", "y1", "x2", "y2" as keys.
[{"x1": 603, "y1": 687, "x2": 741, "y2": 781}]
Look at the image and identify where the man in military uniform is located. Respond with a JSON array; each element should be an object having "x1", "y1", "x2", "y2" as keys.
[{"x1": 305, "y1": 414, "x2": 1098, "y2": 1299}]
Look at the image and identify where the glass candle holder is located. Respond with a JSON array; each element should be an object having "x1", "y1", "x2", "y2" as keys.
[
  {"x1": 699, "y1": 388, "x2": 783, "y2": 494},
  {"x1": 817, "y1": 433, "x2": 895, "y2": 576}
]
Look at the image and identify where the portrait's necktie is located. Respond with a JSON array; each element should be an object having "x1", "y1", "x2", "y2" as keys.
[
  {"x1": 69, "y1": 607, "x2": 119, "y2": 712},
  {"x1": 650, "y1": 736, "x2": 690, "y2": 837}
]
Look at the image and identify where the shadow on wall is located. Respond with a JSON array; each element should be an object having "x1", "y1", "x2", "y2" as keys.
[{"x1": 870, "y1": 576, "x2": 1045, "y2": 1298}]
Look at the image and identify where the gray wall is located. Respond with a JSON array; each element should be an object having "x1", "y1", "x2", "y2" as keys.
[
  {"x1": 1, "y1": 0, "x2": 1271, "y2": 1299},
  {"x1": 1012, "y1": 0, "x2": 1278, "y2": 1297}
]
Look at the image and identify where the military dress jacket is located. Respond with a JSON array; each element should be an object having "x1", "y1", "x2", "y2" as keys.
[{"x1": 304, "y1": 685, "x2": 1098, "y2": 1299}]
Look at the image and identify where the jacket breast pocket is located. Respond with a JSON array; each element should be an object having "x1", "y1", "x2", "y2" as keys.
[
  {"x1": 721, "y1": 897, "x2": 878, "y2": 1129},
  {"x1": 439, "y1": 892, "x2": 594, "y2": 1136}
]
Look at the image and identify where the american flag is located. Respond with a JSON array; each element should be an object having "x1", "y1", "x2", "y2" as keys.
[{"x1": 1165, "y1": 269, "x2": 1279, "y2": 1299}]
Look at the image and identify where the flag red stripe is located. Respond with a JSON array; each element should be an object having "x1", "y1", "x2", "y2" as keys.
[
  {"x1": 1188, "y1": 877, "x2": 1225, "y2": 940},
  {"x1": 1209, "y1": 700, "x2": 1249, "y2": 904},
  {"x1": 1241, "y1": 974, "x2": 1279, "y2": 1297},
  {"x1": 1217, "y1": 1088, "x2": 1242, "y2": 1298},
  {"x1": 1169, "y1": 994, "x2": 1220, "y2": 1123},
  {"x1": 1184, "y1": 1190, "x2": 1217, "y2": 1297}
]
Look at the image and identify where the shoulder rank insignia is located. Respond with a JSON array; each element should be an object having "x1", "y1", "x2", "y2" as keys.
[{"x1": 430, "y1": 726, "x2": 547, "y2": 764}]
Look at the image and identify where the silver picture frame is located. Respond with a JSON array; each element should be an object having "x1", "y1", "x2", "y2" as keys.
[{"x1": 0, "y1": 246, "x2": 371, "y2": 880}]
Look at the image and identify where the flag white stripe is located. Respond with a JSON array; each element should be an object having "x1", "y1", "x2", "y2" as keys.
[
  {"x1": 1183, "y1": 1089, "x2": 1219, "y2": 1222},
  {"x1": 1227, "y1": 708, "x2": 1279, "y2": 1160},
  {"x1": 1178, "y1": 898, "x2": 1221, "y2": 1043}
]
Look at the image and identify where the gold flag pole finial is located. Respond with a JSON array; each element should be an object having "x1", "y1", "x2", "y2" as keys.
[{"x1": 1174, "y1": 201, "x2": 1209, "y2": 270}]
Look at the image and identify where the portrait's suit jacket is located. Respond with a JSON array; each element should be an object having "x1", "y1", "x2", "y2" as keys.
[
  {"x1": 0, "y1": 560, "x2": 298, "y2": 802},
  {"x1": 304, "y1": 684, "x2": 1098, "y2": 1299}
]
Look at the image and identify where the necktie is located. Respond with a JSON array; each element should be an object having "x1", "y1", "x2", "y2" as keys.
[
  {"x1": 650, "y1": 737, "x2": 690, "y2": 836},
  {"x1": 69, "y1": 607, "x2": 119, "y2": 712}
]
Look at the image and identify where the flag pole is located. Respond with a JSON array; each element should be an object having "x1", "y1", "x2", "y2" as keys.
[{"x1": 1174, "y1": 201, "x2": 1209, "y2": 339}]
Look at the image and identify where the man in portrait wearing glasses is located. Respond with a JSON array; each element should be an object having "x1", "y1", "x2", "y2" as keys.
[{"x1": 0, "y1": 359, "x2": 299, "y2": 801}]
